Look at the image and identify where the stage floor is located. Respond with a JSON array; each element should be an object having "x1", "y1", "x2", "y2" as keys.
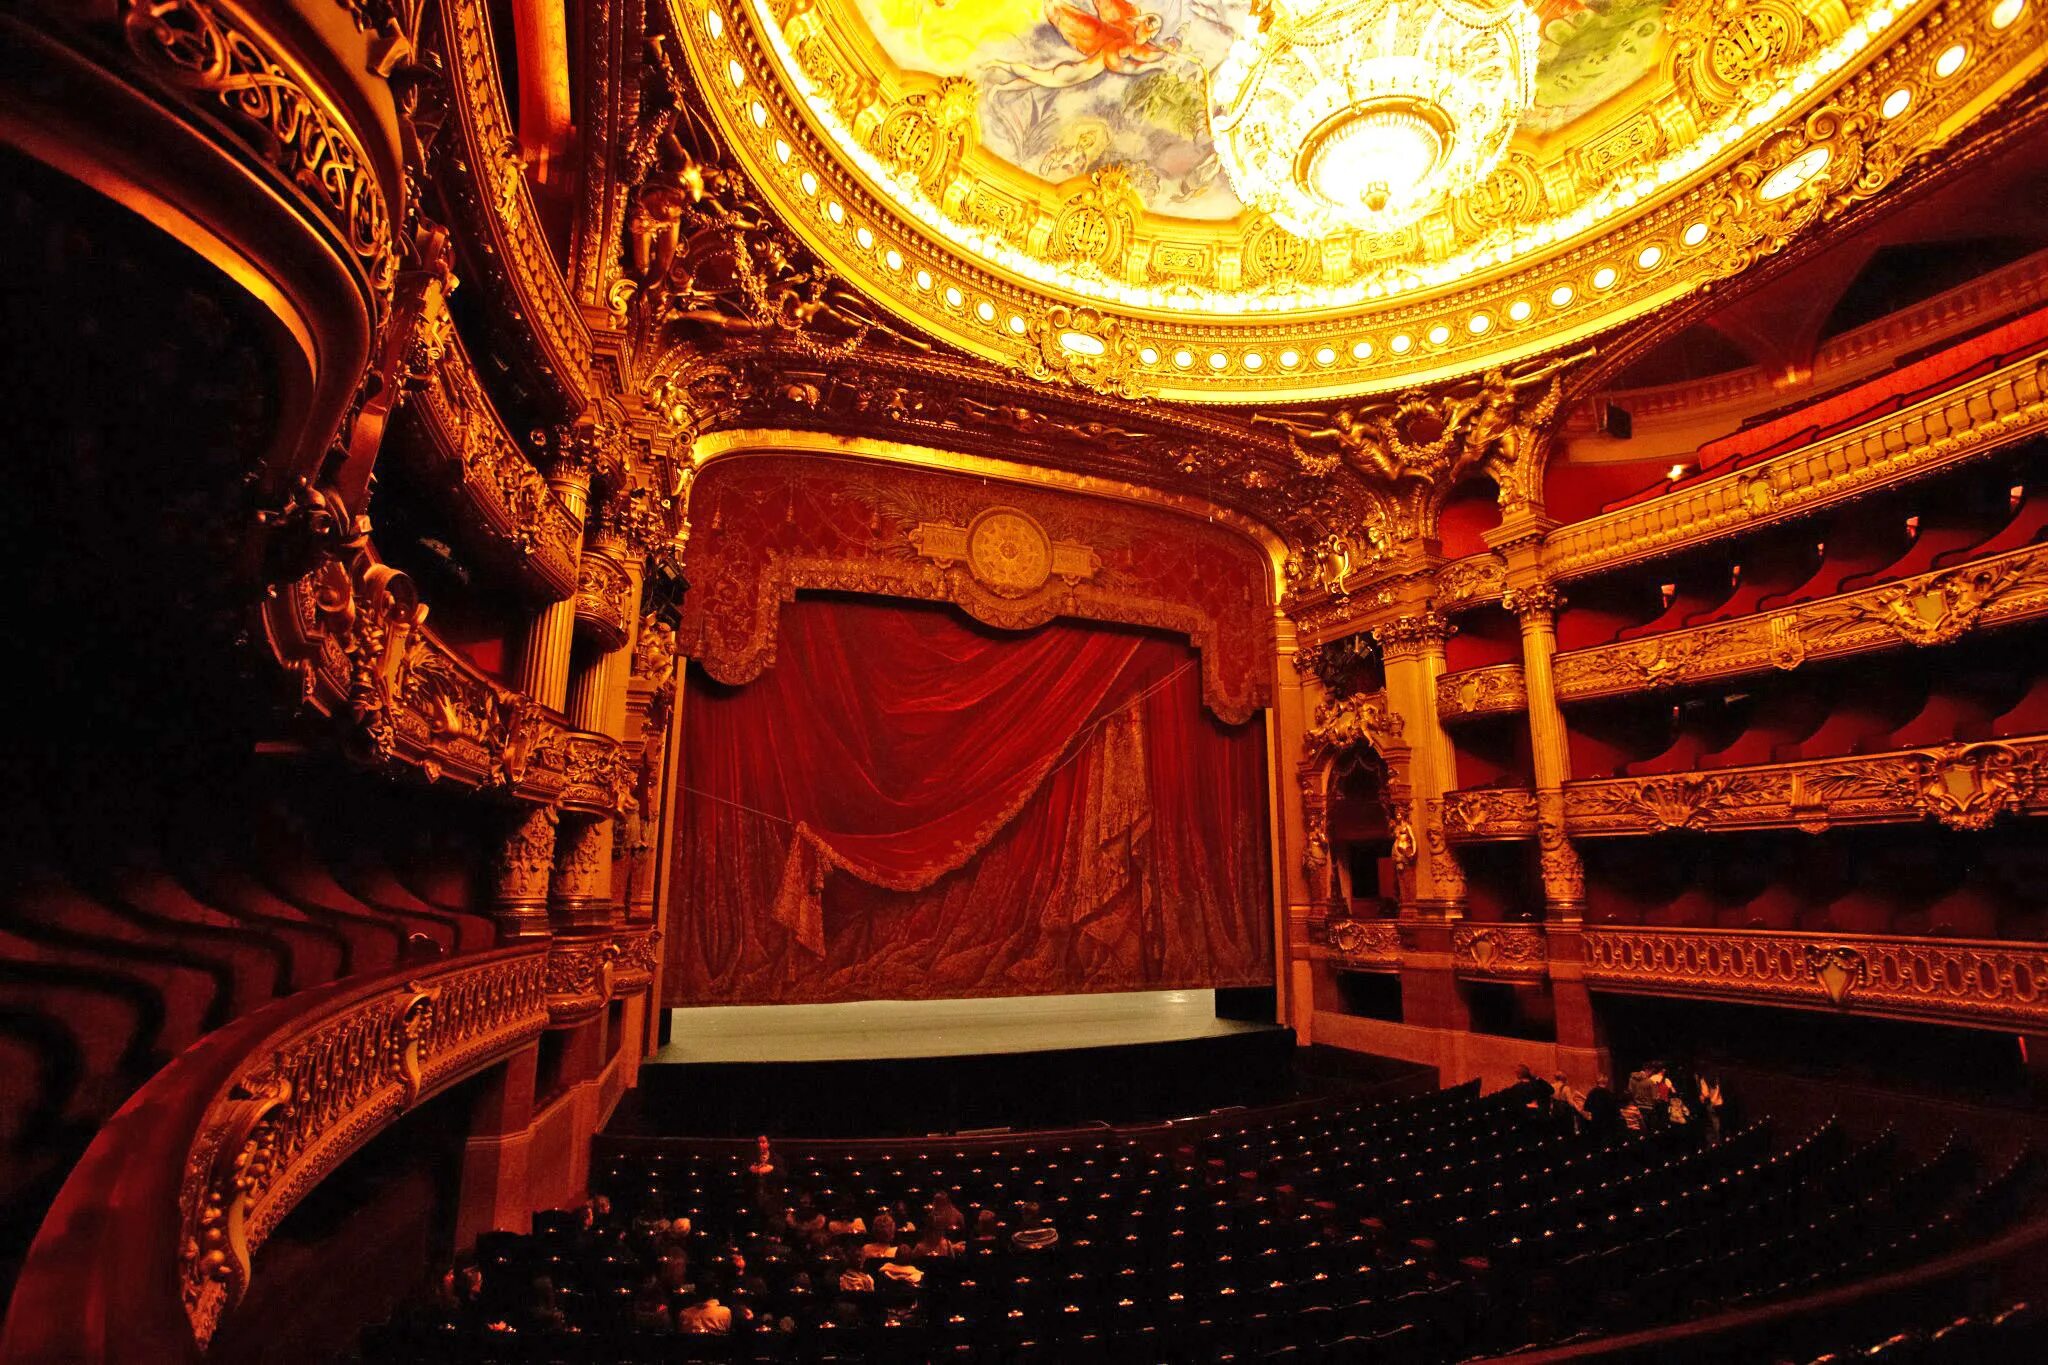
[{"x1": 650, "y1": 989, "x2": 1272, "y2": 1064}]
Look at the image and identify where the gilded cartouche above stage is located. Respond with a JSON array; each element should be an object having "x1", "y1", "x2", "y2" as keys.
[{"x1": 670, "y1": 0, "x2": 2044, "y2": 400}]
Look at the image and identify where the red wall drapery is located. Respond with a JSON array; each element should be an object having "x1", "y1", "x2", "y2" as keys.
[{"x1": 667, "y1": 597, "x2": 1273, "y2": 1004}]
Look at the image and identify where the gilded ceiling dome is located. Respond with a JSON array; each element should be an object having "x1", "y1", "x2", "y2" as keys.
[{"x1": 671, "y1": 0, "x2": 2047, "y2": 399}]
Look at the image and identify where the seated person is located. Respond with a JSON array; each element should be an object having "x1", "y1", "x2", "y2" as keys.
[
  {"x1": 677, "y1": 1295, "x2": 733, "y2": 1334},
  {"x1": 926, "y1": 1190, "x2": 965, "y2": 1238},
  {"x1": 629, "y1": 1280, "x2": 673, "y2": 1334},
  {"x1": 1009, "y1": 1201, "x2": 1058, "y2": 1252},
  {"x1": 825, "y1": 1198, "x2": 866, "y2": 1240},
  {"x1": 878, "y1": 1259, "x2": 924, "y2": 1288},
  {"x1": 911, "y1": 1224, "x2": 957, "y2": 1260}
]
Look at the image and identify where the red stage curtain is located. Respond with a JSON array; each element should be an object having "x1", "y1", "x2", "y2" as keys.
[{"x1": 668, "y1": 597, "x2": 1272, "y2": 1003}]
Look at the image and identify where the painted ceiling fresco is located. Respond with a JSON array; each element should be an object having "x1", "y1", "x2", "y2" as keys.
[{"x1": 851, "y1": 0, "x2": 1671, "y2": 220}]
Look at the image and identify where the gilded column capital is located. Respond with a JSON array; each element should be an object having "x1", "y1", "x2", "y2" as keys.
[
  {"x1": 1503, "y1": 581, "x2": 1565, "y2": 623},
  {"x1": 1371, "y1": 610, "x2": 1455, "y2": 658}
]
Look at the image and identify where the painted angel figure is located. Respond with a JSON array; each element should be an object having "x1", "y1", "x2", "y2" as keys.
[{"x1": 983, "y1": 1, "x2": 1181, "y2": 91}]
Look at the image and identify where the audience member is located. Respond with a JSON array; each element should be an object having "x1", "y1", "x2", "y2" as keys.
[
  {"x1": 677, "y1": 1295, "x2": 732, "y2": 1333},
  {"x1": 1551, "y1": 1072, "x2": 1587, "y2": 1131}
]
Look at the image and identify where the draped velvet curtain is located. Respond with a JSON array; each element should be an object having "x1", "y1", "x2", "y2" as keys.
[{"x1": 668, "y1": 597, "x2": 1272, "y2": 1003}]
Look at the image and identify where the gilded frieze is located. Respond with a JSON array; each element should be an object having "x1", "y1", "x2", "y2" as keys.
[
  {"x1": 545, "y1": 936, "x2": 621, "y2": 1021},
  {"x1": 1436, "y1": 664, "x2": 1528, "y2": 720},
  {"x1": 1435, "y1": 553, "x2": 1510, "y2": 610},
  {"x1": 1309, "y1": 917, "x2": 1403, "y2": 971},
  {"x1": 1580, "y1": 926, "x2": 2048, "y2": 1031},
  {"x1": 260, "y1": 485, "x2": 629, "y2": 811},
  {"x1": 1565, "y1": 546, "x2": 2048, "y2": 700},
  {"x1": 120, "y1": 0, "x2": 398, "y2": 310},
  {"x1": 612, "y1": 926, "x2": 664, "y2": 989},
  {"x1": 575, "y1": 549, "x2": 636, "y2": 650},
  {"x1": 1440, "y1": 787, "x2": 1541, "y2": 840},
  {"x1": 1562, "y1": 736, "x2": 2047, "y2": 836}
]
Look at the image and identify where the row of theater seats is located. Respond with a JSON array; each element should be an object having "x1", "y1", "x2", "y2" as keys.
[
  {"x1": 1786, "y1": 1300, "x2": 2041, "y2": 1364},
  {"x1": 1600, "y1": 304, "x2": 2048, "y2": 512},
  {"x1": 1518, "y1": 450, "x2": 2047, "y2": 660},
  {"x1": 1571, "y1": 818, "x2": 2045, "y2": 940},
  {"x1": 356, "y1": 1082, "x2": 2042, "y2": 1362},
  {"x1": 0, "y1": 767, "x2": 494, "y2": 1281},
  {"x1": 1566, "y1": 642, "x2": 2048, "y2": 780}
]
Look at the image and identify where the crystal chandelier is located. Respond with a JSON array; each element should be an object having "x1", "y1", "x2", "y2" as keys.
[{"x1": 1211, "y1": 0, "x2": 1538, "y2": 238}]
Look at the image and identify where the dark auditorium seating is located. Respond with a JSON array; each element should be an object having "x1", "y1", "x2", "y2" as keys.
[{"x1": 356, "y1": 1084, "x2": 2044, "y2": 1363}]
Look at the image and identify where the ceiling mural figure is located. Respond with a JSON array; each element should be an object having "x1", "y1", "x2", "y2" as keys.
[
  {"x1": 1524, "y1": 0, "x2": 1670, "y2": 134},
  {"x1": 859, "y1": 0, "x2": 1249, "y2": 218}
]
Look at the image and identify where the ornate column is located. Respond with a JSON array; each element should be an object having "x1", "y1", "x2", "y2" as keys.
[
  {"x1": 1490, "y1": 516, "x2": 1605, "y2": 1086},
  {"x1": 1271, "y1": 611, "x2": 1322, "y2": 1040},
  {"x1": 496, "y1": 425, "x2": 593, "y2": 946},
  {"x1": 1505, "y1": 583, "x2": 1586, "y2": 920},
  {"x1": 1489, "y1": 516, "x2": 1585, "y2": 921},
  {"x1": 491, "y1": 805, "x2": 559, "y2": 942},
  {"x1": 553, "y1": 481, "x2": 642, "y2": 942},
  {"x1": 513, "y1": 434, "x2": 595, "y2": 712},
  {"x1": 1370, "y1": 608, "x2": 1464, "y2": 920},
  {"x1": 1370, "y1": 597, "x2": 1473, "y2": 1045}
]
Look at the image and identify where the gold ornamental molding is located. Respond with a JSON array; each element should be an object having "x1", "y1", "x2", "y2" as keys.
[
  {"x1": 1438, "y1": 544, "x2": 2048, "y2": 720},
  {"x1": 117, "y1": 0, "x2": 400, "y2": 316},
  {"x1": 1561, "y1": 734, "x2": 2048, "y2": 836},
  {"x1": 1436, "y1": 553, "x2": 1511, "y2": 612},
  {"x1": 1437, "y1": 664, "x2": 1530, "y2": 722},
  {"x1": 1441, "y1": 786, "x2": 1541, "y2": 841},
  {"x1": 692, "y1": 427, "x2": 1290, "y2": 591},
  {"x1": 544, "y1": 935, "x2": 620, "y2": 1022},
  {"x1": 260, "y1": 493, "x2": 630, "y2": 814},
  {"x1": 909, "y1": 506, "x2": 1101, "y2": 600},
  {"x1": 1453, "y1": 924, "x2": 1550, "y2": 981},
  {"x1": 1542, "y1": 343, "x2": 2048, "y2": 581},
  {"x1": 611, "y1": 926, "x2": 663, "y2": 990},
  {"x1": 434, "y1": 0, "x2": 593, "y2": 414},
  {"x1": 1307, "y1": 916, "x2": 1404, "y2": 972},
  {"x1": 1580, "y1": 926, "x2": 2048, "y2": 1031},
  {"x1": 674, "y1": 0, "x2": 2048, "y2": 401},
  {"x1": 685, "y1": 431, "x2": 1283, "y2": 722},
  {"x1": 397, "y1": 305, "x2": 582, "y2": 600},
  {"x1": 574, "y1": 547, "x2": 636, "y2": 650},
  {"x1": 179, "y1": 949, "x2": 549, "y2": 1346}
]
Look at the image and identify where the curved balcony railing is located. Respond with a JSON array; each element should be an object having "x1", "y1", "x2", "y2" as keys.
[
  {"x1": 1437, "y1": 542, "x2": 2048, "y2": 720},
  {"x1": 1, "y1": 946, "x2": 550, "y2": 1363},
  {"x1": 261, "y1": 529, "x2": 630, "y2": 813},
  {"x1": 1540, "y1": 345, "x2": 2048, "y2": 582},
  {"x1": 394, "y1": 314, "x2": 582, "y2": 600},
  {"x1": 431, "y1": 0, "x2": 594, "y2": 416}
]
